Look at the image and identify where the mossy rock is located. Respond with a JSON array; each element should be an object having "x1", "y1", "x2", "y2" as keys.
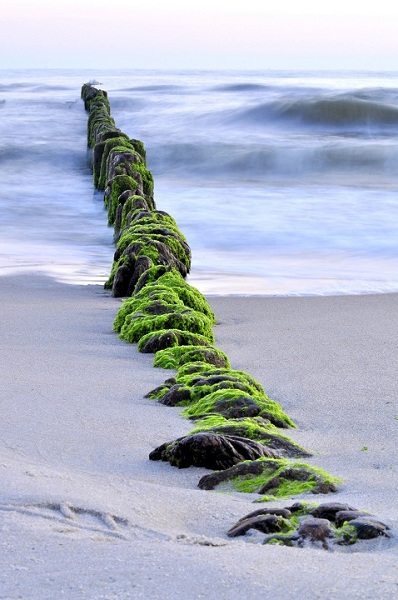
[
  {"x1": 107, "y1": 242, "x2": 190, "y2": 296},
  {"x1": 137, "y1": 329, "x2": 211, "y2": 353},
  {"x1": 81, "y1": 84, "x2": 109, "y2": 111},
  {"x1": 97, "y1": 137, "x2": 138, "y2": 190},
  {"x1": 175, "y1": 367, "x2": 264, "y2": 394},
  {"x1": 147, "y1": 374, "x2": 268, "y2": 408},
  {"x1": 104, "y1": 146, "x2": 153, "y2": 198},
  {"x1": 153, "y1": 345, "x2": 230, "y2": 370},
  {"x1": 111, "y1": 255, "x2": 153, "y2": 297},
  {"x1": 119, "y1": 307, "x2": 215, "y2": 344},
  {"x1": 130, "y1": 210, "x2": 182, "y2": 234},
  {"x1": 115, "y1": 229, "x2": 191, "y2": 269},
  {"x1": 229, "y1": 501, "x2": 391, "y2": 548},
  {"x1": 107, "y1": 149, "x2": 141, "y2": 182},
  {"x1": 129, "y1": 138, "x2": 147, "y2": 164},
  {"x1": 190, "y1": 416, "x2": 311, "y2": 458},
  {"x1": 89, "y1": 117, "x2": 117, "y2": 148},
  {"x1": 114, "y1": 288, "x2": 185, "y2": 332},
  {"x1": 149, "y1": 432, "x2": 279, "y2": 470},
  {"x1": 198, "y1": 457, "x2": 342, "y2": 499},
  {"x1": 104, "y1": 174, "x2": 141, "y2": 224},
  {"x1": 135, "y1": 269, "x2": 214, "y2": 321},
  {"x1": 183, "y1": 389, "x2": 294, "y2": 429}
]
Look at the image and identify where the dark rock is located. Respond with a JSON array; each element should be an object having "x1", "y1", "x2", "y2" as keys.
[
  {"x1": 138, "y1": 329, "x2": 210, "y2": 353},
  {"x1": 149, "y1": 432, "x2": 279, "y2": 470},
  {"x1": 347, "y1": 518, "x2": 391, "y2": 539},
  {"x1": 297, "y1": 518, "x2": 335, "y2": 549},
  {"x1": 334, "y1": 510, "x2": 372, "y2": 527},
  {"x1": 227, "y1": 514, "x2": 286, "y2": 538},
  {"x1": 237, "y1": 507, "x2": 292, "y2": 521},
  {"x1": 206, "y1": 422, "x2": 311, "y2": 458},
  {"x1": 310, "y1": 502, "x2": 358, "y2": 521},
  {"x1": 198, "y1": 458, "x2": 277, "y2": 491}
]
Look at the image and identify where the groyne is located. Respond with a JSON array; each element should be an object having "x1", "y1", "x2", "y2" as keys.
[{"x1": 80, "y1": 83, "x2": 391, "y2": 548}]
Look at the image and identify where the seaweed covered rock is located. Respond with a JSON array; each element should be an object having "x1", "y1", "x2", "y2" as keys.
[
  {"x1": 190, "y1": 416, "x2": 311, "y2": 458},
  {"x1": 198, "y1": 457, "x2": 342, "y2": 497},
  {"x1": 228, "y1": 514, "x2": 289, "y2": 538},
  {"x1": 149, "y1": 432, "x2": 279, "y2": 470},
  {"x1": 153, "y1": 345, "x2": 230, "y2": 370},
  {"x1": 104, "y1": 174, "x2": 143, "y2": 224},
  {"x1": 107, "y1": 240, "x2": 190, "y2": 296},
  {"x1": 108, "y1": 246, "x2": 186, "y2": 296},
  {"x1": 114, "y1": 228, "x2": 191, "y2": 271},
  {"x1": 229, "y1": 501, "x2": 392, "y2": 550},
  {"x1": 137, "y1": 329, "x2": 211, "y2": 353},
  {"x1": 147, "y1": 370, "x2": 267, "y2": 407},
  {"x1": 183, "y1": 388, "x2": 295, "y2": 429},
  {"x1": 113, "y1": 267, "x2": 215, "y2": 322},
  {"x1": 118, "y1": 307, "x2": 215, "y2": 345}
]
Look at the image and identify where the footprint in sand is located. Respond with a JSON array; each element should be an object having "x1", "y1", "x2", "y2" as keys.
[{"x1": 0, "y1": 501, "x2": 166, "y2": 541}]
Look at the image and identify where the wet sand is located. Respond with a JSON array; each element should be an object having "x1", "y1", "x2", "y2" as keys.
[{"x1": 0, "y1": 273, "x2": 397, "y2": 599}]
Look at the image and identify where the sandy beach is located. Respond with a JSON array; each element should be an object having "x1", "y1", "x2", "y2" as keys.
[{"x1": 1, "y1": 273, "x2": 397, "y2": 599}]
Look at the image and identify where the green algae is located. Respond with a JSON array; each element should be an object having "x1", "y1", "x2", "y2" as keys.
[
  {"x1": 175, "y1": 367, "x2": 264, "y2": 394},
  {"x1": 120, "y1": 196, "x2": 153, "y2": 228},
  {"x1": 153, "y1": 345, "x2": 230, "y2": 370},
  {"x1": 134, "y1": 269, "x2": 215, "y2": 322},
  {"x1": 119, "y1": 308, "x2": 215, "y2": 344},
  {"x1": 105, "y1": 240, "x2": 190, "y2": 291},
  {"x1": 114, "y1": 293, "x2": 184, "y2": 333},
  {"x1": 123, "y1": 210, "x2": 182, "y2": 235},
  {"x1": 97, "y1": 137, "x2": 139, "y2": 190},
  {"x1": 199, "y1": 457, "x2": 342, "y2": 500},
  {"x1": 115, "y1": 229, "x2": 190, "y2": 269},
  {"x1": 137, "y1": 329, "x2": 212, "y2": 353},
  {"x1": 105, "y1": 175, "x2": 140, "y2": 224},
  {"x1": 182, "y1": 388, "x2": 295, "y2": 429}
]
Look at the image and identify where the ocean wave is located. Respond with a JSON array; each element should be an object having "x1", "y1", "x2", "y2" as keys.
[
  {"x1": 147, "y1": 140, "x2": 398, "y2": 180},
  {"x1": 211, "y1": 83, "x2": 269, "y2": 92},
  {"x1": 0, "y1": 144, "x2": 88, "y2": 169},
  {"x1": 229, "y1": 94, "x2": 398, "y2": 131}
]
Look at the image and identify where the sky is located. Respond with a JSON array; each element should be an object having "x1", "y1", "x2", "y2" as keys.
[{"x1": 1, "y1": 0, "x2": 397, "y2": 71}]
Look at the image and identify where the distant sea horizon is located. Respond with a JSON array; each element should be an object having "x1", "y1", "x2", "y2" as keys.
[{"x1": 1, "y1": 68, "x2": 398, "y2": 296}]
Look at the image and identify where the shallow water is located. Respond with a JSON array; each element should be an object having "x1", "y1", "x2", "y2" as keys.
[{"x1": 1, "y1": 69, "x2": 398, "y2": 295}]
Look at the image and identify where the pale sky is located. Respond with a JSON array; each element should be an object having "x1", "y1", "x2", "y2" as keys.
[{"x1": 1, "y1": 0, "x2": 397, "y2": 70}]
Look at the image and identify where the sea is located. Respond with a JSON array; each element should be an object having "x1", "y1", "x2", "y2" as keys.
[{"x1": 1, "y1": 68, "x2": 398, "y2": 296}]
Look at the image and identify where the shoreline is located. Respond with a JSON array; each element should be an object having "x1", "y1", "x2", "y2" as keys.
[{"x1": 0, "y1": 273, "x2": 397, "y2": 598}]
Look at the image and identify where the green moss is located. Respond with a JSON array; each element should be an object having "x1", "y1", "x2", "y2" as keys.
[
  {"x1": 203, "y1": 457, "x2": 342, "y2": 499},
  {"x1": 116, "y1": 230, "x2": 190, "y2": 268},
  {"x1": 334, "y1": 523, "x2": 358, "y2": 545},
  {"x1": 105, "y1": 175, "x2": 140, "y2": 225},
  {"x1": 182, "y1": 388, "x2": 295, "y2": 428},
  {"x1": 114, "y1": 290, "x2": 184, "y2": 332},
  {"x1": 175, "y1": 362, "x2": 220, "y2": 378},
  {"x1": 135, "y1": 269, "x2": 215, "y2": 322},
  {"x1": 153, "y1": 345, "x2": 230, "y2": 370},
  {"x1": 132, "y1": 162, "x2": 154, "y2": 198},
  {"x1": 122, "y1": 209, "x2": 180, "y2": 234},
  {"x1": 129, "y1": 139, "x2": 147, "y2": 164},
  {"x1": 175, "y1": 367, "x2": 264, "y2": 394},
  {"x1": 119, "y1": 309, "x2": 215, "y2": 344},
  {"x1": 120, "y1": 196, "x2": 153, "y2": 228},
  {"x1": 97, "y1": 137, "x2": 138, "y2": 190},
  {"x1": 137, "y1": 329, "x2": 212, "y2": 353}
]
